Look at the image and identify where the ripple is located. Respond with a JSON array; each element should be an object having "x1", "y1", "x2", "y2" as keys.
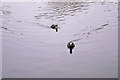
[
  {"x1": 71, "y1": 23, "x2": 109, "y2": 43},
  {"x1": 35, "y1": 2, "x2": 89, "y2": 24},
  {"x1": 2, "y1": 10, "x2": 11, "y2": 15}
]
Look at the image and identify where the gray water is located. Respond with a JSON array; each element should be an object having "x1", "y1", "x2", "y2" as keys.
[{"x1": 2, "y1": 2, "x2": 118, "y2": 78}]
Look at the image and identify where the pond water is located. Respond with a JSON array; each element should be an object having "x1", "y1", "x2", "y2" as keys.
[{"x1": 2, "y1": 2, "x2": 118, "y2": 78}]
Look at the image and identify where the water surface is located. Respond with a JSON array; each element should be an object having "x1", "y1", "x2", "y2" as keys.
[{"x1": 2, "y1": 2, "x2": 118, "y2": 78}]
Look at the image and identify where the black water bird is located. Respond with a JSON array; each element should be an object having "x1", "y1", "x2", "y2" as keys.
[
  {"x1": 67, "y1": 41, "x2": 75, "y2": 54},
  {"x1": 50, "y1": 24, "x2": 58, "y2": 32}
]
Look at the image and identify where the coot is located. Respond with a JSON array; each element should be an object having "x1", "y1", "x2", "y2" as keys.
[
  {"x1": 50, "y1": 24, "x2": 58, "y2": 32},
  {"x1": 67, "y1": 41, "x2": 75, "y2": 54}
]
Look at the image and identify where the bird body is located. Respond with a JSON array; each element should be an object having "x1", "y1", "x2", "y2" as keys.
[
  {"x1": 67, "y1": 41, "x2": 75, "y2": 54},
  {"x1": 50, "y1": 24, "x2": 58, "y2": 32}
]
